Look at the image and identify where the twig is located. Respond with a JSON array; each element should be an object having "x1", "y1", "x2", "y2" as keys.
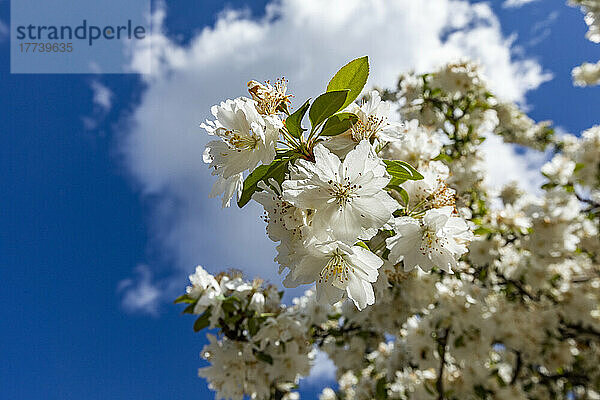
[
  {"x1": 495, "y1": 272, "x2": 540, "y2": 301},
  {"x1": 562, "y1": 323, "x2": 600, "y2": 340},
  {"x1": 575, "y1": 192, "x2": 600, "y2": 208},
  {"x1": 538, "y1": 369, "x2": 588, "y2": 386},
  {"x1": 311, "y1": 324, "x2": 365, "y2": 346}
]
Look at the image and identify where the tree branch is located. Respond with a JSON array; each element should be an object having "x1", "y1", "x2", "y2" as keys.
[
  {"x1": 495, "y1": 272, "x2": 540, "y2": 301},
  {"x1": 436, "y1": 328, "x2": 450, "y2": 400},
  {"x1": 575, "y1": 191, "x2": 600, "y2": 208},
  {"x1": 562, "y1": 323, "x2": 600, "y2": 340}
]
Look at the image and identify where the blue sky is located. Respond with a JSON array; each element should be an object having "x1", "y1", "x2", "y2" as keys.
[{"x1": 0, "y1": 1, "x2": 598, "y2": 399}]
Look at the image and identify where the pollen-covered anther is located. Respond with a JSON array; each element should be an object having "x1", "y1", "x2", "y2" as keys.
[
  {"x1": 351, "y1": 114, "x2": 387, "y2": 141},
  {"x1": 247, "y1": 77, "x2": 292, "y2": 115},
  {"x1": 329, "y1": 180, "x2": 358, "y2": 206},
  {"x1": 224, "y1": 130, "x2": 260, "y2": 150},
  {"x1": 319, "y1": 252, "x2": 351, "y2": 285},
  {"x1": 430, "y1": 181, "x2": 457, "y2": 210}
]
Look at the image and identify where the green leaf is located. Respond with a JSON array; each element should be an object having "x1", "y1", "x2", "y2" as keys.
[
  {"x1": 386, "y1": 185, "x2": 409, "y2": 205},
  {"x1": 182, "y1": 303, "x2": 196, "y2": 314},
  {"x1": 319, "y1": 112, "x2": 358, "y2": 136},
  {"x1": 423, "y1": 382, "x2": 436, "y2": 396},
  {"x1": 429, "y1": 87, "x2": 442, "y2": 97},
  {"x1": 387, "y1": 177, "x2": 407, "y2": 187},
  {"x1": 238, "y1": 158, "x2": 292, "y2": 208},
  {"x1": 478, "y1": 267, "x2": 488, "y2": 281},
  {"x1": 375, "y1": 378, "x2": 387, "y2": 400},
  {"x1": 275, "y1": 149, "x2": 296, "y2": 160},
  {"x1": 193, "y1": 310, "x2": 211, "y2": 332},
  {"x1": 541, "y1": 182, "x2": 557, "y2": 190},
  {"x1": 285, "y1": 99, "x2": 310, "y2": 139},
  {"x1": 174, "y1": 294, "x2": 196, "y2": 304},
  {"x1": 254, "y1": 351, "x2": 273, "y2": 365},
  {"x1": 473, "y1": 226, "x2": 493, "y2": 235},
  {"x1": 248, "y1": 317, "x2": 260, "y2": 336},
  {"x1": 454, "y1": 335, "x2": 465, "y2": 348},
  {"x1": 309, "y1": 90, "x2": 349, "y2": 129},
  {"x1": 383, "y1": 160, "x2": 423, "y2": 181},
  {"x1": 327, "y1": 56, "x2": 370, "y2": 109},
  {"x1": 433, "y1": 153, "x2": 452, "y2": 163},
  {"x1": 354, "y1": 241, "x2": 370, "y2": 250},
  {"x1": 221, "y1": 296, "x2": 242, "y2": 313}
]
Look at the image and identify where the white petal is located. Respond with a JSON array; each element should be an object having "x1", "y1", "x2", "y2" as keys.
[
  {"x1": 342, "y1": 140, "x2": 371, "y2": 182},
  {"x1": 424, "y1": 206, "x2": 452, "y2": 230},
  {"x1": 386, "y1": 217, "x2": 422, "y2": 263},
  {"x1": 351, "y1": 193, "x2": 397, "y2": 228},
  {"x1": 312, "y1": 144, "x2": 342, "y2": 182},
  {"x1": 282, "y1": 179, "x2": 332, "y2": 210},
  {"x1": 346, "y1": 271, "x2": 375, "y2": 311},
  {"x1": 285, "y1": 254, "x2": 324, "y2": 286},
  {"x1": 323, "y1": 203, "x2": 364, "y2": 243},
  {"x1": 316, "y1": 280, "x2": 344, "y2": 305},
  {"x1": 348, "y1": 246, "x2": 382, "y2": 282},
  {"x1": 430, "y1": 247, "x2": 456, "y2": 273}
]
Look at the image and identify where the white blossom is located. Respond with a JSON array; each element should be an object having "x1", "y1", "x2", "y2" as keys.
[
  {"x1": 386, "y1": 206, "x2": 472, "y2": 273},
  {"x1": 319, "y1": 388, "x2": 337, "y2": 400},
  {"x1": 186, "y1": 265, "x2": 222, "y2": 318},
  {"x1": 325, "y1": 91, "x2": 402, "y2": 157},
  {"x1": 541, "y1": 154, "x2": 576, "y2": 185},
  {"x1": 282, "y1": 140, "x2": 398, "y2": 243},
  {"x1": 572, "y1": 60, "x2": 600, "y2": 86},
  {"x1": 201, "y1": 97, "x2": 281, "y2": 206},
  {"x1": 381, "y1": 119, "x2": 443, "y2": 165},
  {"x1": 283, "y1": 240, "x2": 382, "y2": 310}
]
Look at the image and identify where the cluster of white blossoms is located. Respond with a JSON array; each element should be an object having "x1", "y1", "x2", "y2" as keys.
[
  {"x1": 570, "y1": 0, "x2": 600, "y2": 86},
  {"x1": 175, "y1": 54, "x2": 599, "y2": 399},
  {"x1": 572, "y1": 60, "x2": 600, "y2": 87},
  {"x1": 199, "y1": 57, "x2": 472, "y2": 312},
  {"x1": 570, "y1": 0, "x2": 600, "y2": 44},
  {"x1": 178, "y1": 266, "x2": 313, "y2": 400}
]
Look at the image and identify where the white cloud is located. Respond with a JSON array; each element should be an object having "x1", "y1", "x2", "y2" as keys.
[
  {"x1": 303, "y1": 350, "x2": 336, "y2": 386},
  {"x1": 503, "y1": 0, "x2": 539, "y2": 8},
  {"x1": 91, "y1": 81, "x2": 113, "y2": 112},
  {"x1": 117, "y1": 265, "x2": 161, "y2": 315},
  {"x1": 481, "y1": 135, "x2": 548, "y2": 192},
  {"x1": 527, "y1": 11, "x2": 559, "y2": 47},
  {"x1": 82, "y1": 81, "x2": 114, "y2": 131},
  {"x1": 117, "y1": 0, "x2": 552, "y2": 311}
]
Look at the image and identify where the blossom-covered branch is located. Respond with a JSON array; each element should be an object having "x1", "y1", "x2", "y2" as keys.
[{"x1": 173, "y1": 56, "x2": 599, "y2": 400}]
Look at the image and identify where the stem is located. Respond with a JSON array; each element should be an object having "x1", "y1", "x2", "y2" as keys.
[
  {"x1": 511, "y1": 350, "x2": 522, "y2": 384},
  {"x1": 280, "y1": 127, "x2": 302, "y2": 149},
  {"x1": 306, "y1": 119, "x2": 326, "y2": 147},
  {"x1": 407, "y1": 197, "x2": 430, "y2": 218},
  {"x1": 436, "y1": 328, "x2": 449, "y2": 400}
]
